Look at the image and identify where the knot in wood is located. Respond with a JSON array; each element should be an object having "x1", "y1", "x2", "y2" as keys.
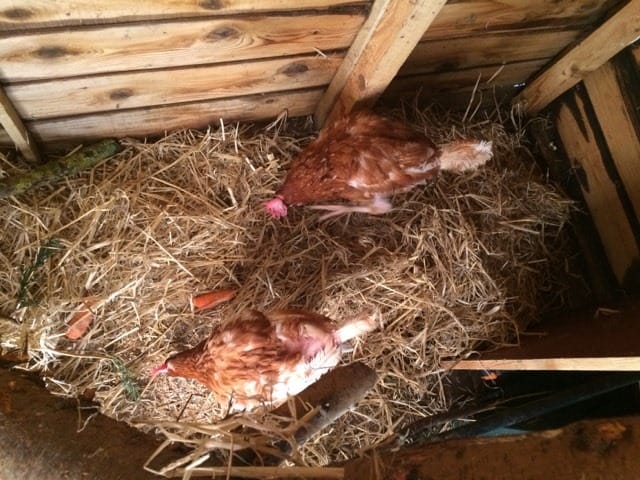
[
  {"x1": 35, "y1": 46, "x2": 69, "y2": 59},
  {"x1": 280, "y1": 62, "x2": 310, "y2": 77},
  {"x1": 206, "y1": 25, "x2": 240, "y2": 41}
]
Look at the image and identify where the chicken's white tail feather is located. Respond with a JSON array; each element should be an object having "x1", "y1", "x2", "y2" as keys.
[
  {"x1": 439, "y1": 140, "x2": 492, "y2": 173},
  {"x1": 334, "y1": 314, "x2": 377, "y2": 343}
]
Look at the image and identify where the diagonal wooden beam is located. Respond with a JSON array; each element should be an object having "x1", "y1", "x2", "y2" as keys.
[
  {"x1": 0, "y1": 86, "x2": 40, "y2": 163},
  {"x1": 513, "y1": 0, "x2": 640, "y2": 115},
  {"x1": 314, "y1": 0, "x2": 447, "y2": 127}
]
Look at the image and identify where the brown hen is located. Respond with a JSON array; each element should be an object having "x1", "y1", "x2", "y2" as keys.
[
  {"x1": 152, "y1": 309, "x2": 376, "y2": 411},
  {"x1": 263, "y1": 108, "x2": 492, "y2": 219}
]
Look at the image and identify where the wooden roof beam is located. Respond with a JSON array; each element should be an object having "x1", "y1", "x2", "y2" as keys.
[
  {"x1": 314, "y1": 0, "x2": 447, "y2": 127},
  {"x1": 514, "y1": 0, "x2": 640, "y2": 115},
  {"x1": 0, "y1": 86, "x2": 40, "y2": 162}
]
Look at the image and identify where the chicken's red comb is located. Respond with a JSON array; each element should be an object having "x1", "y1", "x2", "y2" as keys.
[
  {"x1": 263, "y1": 197, "x2": 288, "y2": 218},
  {"x1": 151, "y1": 363, "x2": 168, "y2": 376}
]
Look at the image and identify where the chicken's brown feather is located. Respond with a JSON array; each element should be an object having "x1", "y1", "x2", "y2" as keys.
[
  {"x1": 160, "y1": 308, "x2": 374, "y2": 410},
  {"x1": 276, "y1": 109, "x2": 439, "y2": 205}
]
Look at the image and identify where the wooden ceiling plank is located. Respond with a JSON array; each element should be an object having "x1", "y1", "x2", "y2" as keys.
[
  {"x1": 314, "y1": 0, "x2": 447, "y2": 126},
  {"x1": 513, "y1": 0, "x2": 640, "y2": 114},
  {"x1": 0, "y1": 86, "x2": 40, "y2": 162}
]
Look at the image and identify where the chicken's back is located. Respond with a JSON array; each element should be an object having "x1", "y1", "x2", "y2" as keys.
[
  {"x1": 169, "y1": 309, "x2": 342, "y2": 409},
  {"x1": 276, "y1": 109, "x2": 440, "y2": 205}
]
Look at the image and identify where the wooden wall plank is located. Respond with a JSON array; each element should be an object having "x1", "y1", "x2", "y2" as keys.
[
  {"x1": 380, "y1": 84, "x2": 518, "y2": 113},
  {"x1": 528, "y1": 119, "x2": 620, "y2": 302},
  {"x1": 0, "y1": 85, "x2": 39, "y2": 162},
  {"x1": 584, "y1": 61, "x2": 640, "y2": 221},
  {"x1": 633, "y1": 43, "x2": 640, "y2": 68},
  {"x1": 425, "y1": 0, "x2": 622, "y2": 39},
  {"x1": 315, "y1": 0, "x2": 447, "y2": 126},
  {"x1": 514, "y1": 0, "x2": 640, "y2": 114},
  {"x1": 387, "y1": 59, "x2": 547, "y2": 99},
  {"x1": 555, "y1": 90, "x2": 640, "y2": 283},
  {"x1": 402, "y1": 30, "x2": 581, "y2": 76},
  {"x1": 6, "y1": 54, "x2": 343, "y2": 120},
  {"x1": 450, "y1": 302, "x2": 640, "y2": 371},
  {"x1": 0, "y1": 127, "x2": 11, "y2": 146},
  {"x1": 0, "y1": 1, "x2": 370, "y2": 30},
  {"x1": 26, "y1": 89, "x2": 324, "y2": 143},
  {"x1": 0, "y1": 0, "x2": 617, "y2": 34},
  {"x1": 452, "y1": 357, "x2": 640, "y2": 371},
  {"x1": 0, "y1": 14, "x2": 364, "y2": 82}
]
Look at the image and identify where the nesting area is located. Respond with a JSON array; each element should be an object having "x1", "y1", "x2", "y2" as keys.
[{"x1": 0, "y1": 106, "x2": 579, "y2": 474}]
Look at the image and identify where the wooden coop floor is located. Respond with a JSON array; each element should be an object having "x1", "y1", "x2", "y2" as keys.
[{"x1": 0, "y1": 104, "x2": 593, "y2": 474}]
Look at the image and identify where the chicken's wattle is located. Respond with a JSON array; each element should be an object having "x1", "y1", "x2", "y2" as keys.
[{"x1": 263, "y1": 196, "x2": 288, "y2": 218}]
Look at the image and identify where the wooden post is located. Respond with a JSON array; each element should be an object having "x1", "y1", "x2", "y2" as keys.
[
  {"x1": 0, "y1": 85, "x2": 40, "y2": 162},
  {"x1": 314, "y1": 0, "x2": 447, "y2": 127}
]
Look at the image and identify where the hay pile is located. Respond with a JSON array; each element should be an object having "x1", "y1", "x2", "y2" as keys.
[{"x1": 0, "y1": 106, "x2": 576, "y2": 473}]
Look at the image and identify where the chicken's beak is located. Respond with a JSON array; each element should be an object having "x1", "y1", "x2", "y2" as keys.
[{"x1": 151, "y1": 363, "x2": 169, "y2": 376}]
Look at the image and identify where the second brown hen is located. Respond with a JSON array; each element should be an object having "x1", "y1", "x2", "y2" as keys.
[
  {"x1": 264, "y1": 108, "x2": 492, "y2": 219},
  {"x1": 152, "y1": 309, "x2": 376, "y2": 411}
]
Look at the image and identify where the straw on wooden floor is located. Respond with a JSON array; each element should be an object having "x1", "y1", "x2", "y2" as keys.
[{"x1": 0, "y1": 103, "x2": 577, "y2": 476}]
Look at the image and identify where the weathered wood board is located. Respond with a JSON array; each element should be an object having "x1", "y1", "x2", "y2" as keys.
[
  {"x1": 555, "y1": 88, "x2": 640, "y2": 285},
  {"x1": 425, "y1": 0, "x2": 622, "y2": 39},
  {"x1": 0, "y1": 0, "x2": 370, "y2": 30},
  {"x1": 0, "y1": 0, "x2": 629, "y2": 147},
  {"x1": 0, "y1": 85, "x2": 39, "y2": 162},
  {"x1": 7, "y1": 54, "x2": 343, "y2": 120},
  {"x1": 450, "y1": 302, "x2": 640, "y2": 371},
  {"x1": 584, "y1": 60, "x2": 640, "y2": 222},
  {"x1": 387, "y1": 59, "x2": 547, "y2": 100},
  {"x1": 27, "y1": 88, "x2": 324, "y2": 143},
  {"x1": 514, "y1": 0, "x2": 640, "y2": 114},
  {"x1": 0, "y1": 14, "x2": 364, "y2": 82},
  {"x1": 2, "y1": 0, "x2": 615, "y2": 34},
  {"x1": 527, "y1": 119, "x2": 620, "y2": 302},
  {"x1": 402, "y1": 29, "x2": 581, "y2": 76},
  {"x1": 0, "y1": 127, "x2": 11, "y2": 146},
  {"x1": 633, "y1": 42, "x2": 640, "y2": 68},
  {"x1": 386, "y1": 0, "x2": 623, "y2": 105}
]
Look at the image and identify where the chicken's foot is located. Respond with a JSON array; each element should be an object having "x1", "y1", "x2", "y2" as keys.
[{"x1": 309, "y1": 196, "x2": 392, "y2": 220}]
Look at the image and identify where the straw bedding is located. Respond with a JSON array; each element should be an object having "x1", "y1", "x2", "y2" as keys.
[{"x1": 0, "y1": 106, "x2": 578, "y2": 473}]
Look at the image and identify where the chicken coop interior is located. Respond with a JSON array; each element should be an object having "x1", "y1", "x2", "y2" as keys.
[{"x1": 1, "y1": 1, "x2": 640, "y2": 479}]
